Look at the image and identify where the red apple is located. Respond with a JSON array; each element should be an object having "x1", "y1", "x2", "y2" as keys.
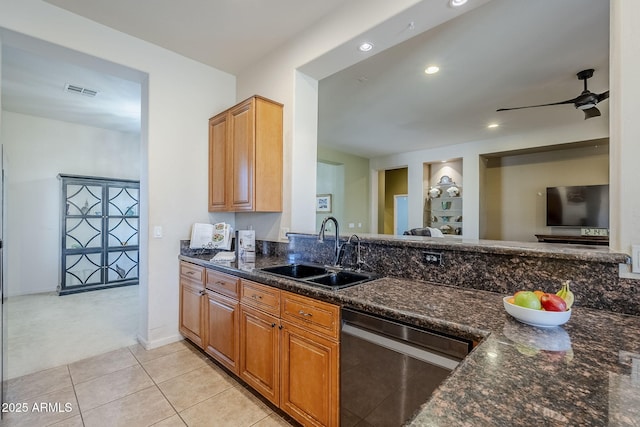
[{"x1": 540, "y1": 293, "x2": 568, "y2": 312}]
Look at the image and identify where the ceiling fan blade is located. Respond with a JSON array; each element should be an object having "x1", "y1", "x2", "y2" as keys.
[
  {"x1": 583, "y1": 107, "x2": 601, "y2": 120},
  {"x1": 597, "y1": 90, "x2": 609, "y2": 103},
  {"x1": 497, "y1": 97, "x2": 577, "y2": 112}
]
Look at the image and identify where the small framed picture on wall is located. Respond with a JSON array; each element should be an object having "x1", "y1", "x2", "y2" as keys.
[{"x1": 316, "y1": 194, "x2": 332, "y2": 213}]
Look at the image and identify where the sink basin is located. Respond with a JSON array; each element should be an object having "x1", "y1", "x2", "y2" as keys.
[
  {"x1": 260, "y1": 263, "x2": 328, "y2": 279},
  {"x1": 259, "y1": 263, "x2": 376, "y2": 289},
  {"x1": 307, "y1": 271, "x2": 374, "y2": 288}
]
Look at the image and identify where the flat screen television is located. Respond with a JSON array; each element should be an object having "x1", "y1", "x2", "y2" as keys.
[{"x1": 546, "y1": 185, "x2": 609, "y2": 228}]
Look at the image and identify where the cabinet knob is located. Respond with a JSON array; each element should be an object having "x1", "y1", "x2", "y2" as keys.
[
  {"x1": 199, "y1": 290, "x2": 206, "y2": 296},
  {"x1": 271, "y1": 323, "x2": 276, "y2": 328},
  {"x1": 278, "y1": 325, "x2": 283, "y2": 330}
]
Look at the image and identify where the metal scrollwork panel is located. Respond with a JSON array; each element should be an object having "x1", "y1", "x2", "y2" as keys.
[
  {"x1": 108, "y1": 217, "x2": 139, "y2": 247},
  {"x1": 108, "y1": 250, "x2": 138, "y2": 282},
  {"x1": 65, "y1": 253, "x2": 103, "y2": 286},
  {"x1": 109, "y1": 186, "x2": 139, "y2": 216},
  {"x1": 65, "y1": 217, "x2": 102, "y2": 249},
  {"x1": 66, "y1": 184, "x2": 102, "y2": 216}
]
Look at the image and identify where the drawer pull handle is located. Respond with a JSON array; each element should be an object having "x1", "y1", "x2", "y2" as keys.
[
  {"x1": 298, "y1": 310, "x2": 313, "y2": 317},
  {"x1": 252, "y1": 294, "x2": 263, "y2": 300},
  {"x1": 186, "y1": 271, "x2": 195, "y2": 275},
  {"x1": 215, "y1": 281, "x2": 227, "y2": 287}
]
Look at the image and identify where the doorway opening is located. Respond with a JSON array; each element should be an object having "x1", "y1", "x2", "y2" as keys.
[
  {"x1": 377, "y1": 167, "x2": 408, "y2": 234},
  {"x1": 0, "y1": 28, "x2": 148, "y2": 379}
]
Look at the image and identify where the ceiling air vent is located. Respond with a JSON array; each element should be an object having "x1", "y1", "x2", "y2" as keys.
[{"x1": 64, "y1": 83, "x2": 98, "y2": 97}]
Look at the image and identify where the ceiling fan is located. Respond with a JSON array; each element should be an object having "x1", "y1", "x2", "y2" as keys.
[{"x1": 497, "y1": 69, "x2": 609, "y2": 120}]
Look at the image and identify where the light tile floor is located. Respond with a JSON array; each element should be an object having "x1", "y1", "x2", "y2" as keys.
[{"x1": 1, "y1": 340, "x2": 296, "y2": 427}]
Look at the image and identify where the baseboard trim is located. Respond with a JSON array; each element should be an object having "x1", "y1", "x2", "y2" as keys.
[{"x1": 137, "y1": 334, "x2": 183, "y2": 350}]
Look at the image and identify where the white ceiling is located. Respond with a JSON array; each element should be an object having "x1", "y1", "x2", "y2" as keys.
[
  {"x1": 317, "y1": 0, "x2": 610, "y2": 157},
  {"x1": 1, "y1": 0, "x2": 609, "y2": 155}
]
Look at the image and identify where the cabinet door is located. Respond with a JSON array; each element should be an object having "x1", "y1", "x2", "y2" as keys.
[
  {"x1": 179, "y1": 279, "x2": 205, "y2": 348},
  {"x1": 239, "y1": 306, "x2": 280, "y2": 405},
  {"x1": 205, "y1": 290, "x2": 240, "y2": 374},
  {"x1": 208, "y1": 111, "x2": 229, "y2": 211},
  {"x1": 280, "y1": 321, "x2": 339, "y2": 427},
  {"x1": 228, "y1": 98, "x2": 255, "y2": 211}
]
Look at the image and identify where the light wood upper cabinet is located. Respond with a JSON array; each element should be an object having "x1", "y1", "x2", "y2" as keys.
[{"x1": 208, "y1": 96, "x2": 283, "y2": 212}]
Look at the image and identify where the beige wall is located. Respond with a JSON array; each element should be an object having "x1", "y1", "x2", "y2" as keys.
[
  {"x1": 482, "y1": 143, "x2": 609, "y2": 242},
  {"x1": 317, "y1": 146, "x2": 370, "y2": 233}
]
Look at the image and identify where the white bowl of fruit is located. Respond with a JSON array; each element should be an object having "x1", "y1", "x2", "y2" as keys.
[{"x1": 503, "y1": 282, "x2": 574, "y2": 328}]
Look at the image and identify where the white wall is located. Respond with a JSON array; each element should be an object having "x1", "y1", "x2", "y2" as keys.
[
  {"x1": 0, "y1": 0, "x2": 236, "y2": 347},
  {"x1": 1, "y1": 111, "x2": 139, "y2": 296}
]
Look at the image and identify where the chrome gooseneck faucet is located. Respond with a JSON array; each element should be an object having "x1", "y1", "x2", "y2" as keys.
[{"x1": 318, "y1": 216, "x2": 340, "y2": 266}]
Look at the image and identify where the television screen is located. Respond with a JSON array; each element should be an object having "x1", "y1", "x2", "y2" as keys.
[{"x1": 546, "y1": 185, "x2": 609, "y2": 228}]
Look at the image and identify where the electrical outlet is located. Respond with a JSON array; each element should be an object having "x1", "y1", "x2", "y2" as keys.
[{"x1": 423, "y1": 251, "x2": 443, "y2": 266}]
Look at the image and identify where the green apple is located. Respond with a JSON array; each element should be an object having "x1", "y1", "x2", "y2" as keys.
[{"x1": 514, "y1": 291, "x2": 542, "y2": 310}]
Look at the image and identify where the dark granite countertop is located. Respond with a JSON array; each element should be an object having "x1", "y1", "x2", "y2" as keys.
[{"x1": 179, "y1": 253, "x2": 640, "y2": 426}]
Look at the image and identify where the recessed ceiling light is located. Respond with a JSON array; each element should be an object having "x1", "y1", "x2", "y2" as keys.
[
  {"x1": 449, "y1": 0, "x2": 468, "y2": 7},
  {"x1": 358, "y1": 42, "x2": 374, "y2": 52},
  {"x1": 487, "y1": 123, "x2": 499, "y2": 129},
  {"x1": 424, "y1": 66, "x2": 440, "y2": 75}
]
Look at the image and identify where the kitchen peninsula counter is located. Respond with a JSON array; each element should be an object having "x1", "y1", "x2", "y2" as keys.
[{"x1": 179, "y1": 249, "x2": 640, "y2": 426}]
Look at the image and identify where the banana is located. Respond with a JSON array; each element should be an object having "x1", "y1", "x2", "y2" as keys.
[{"x1": 556, "y1": 280, "x2": 575, "y2": 309}]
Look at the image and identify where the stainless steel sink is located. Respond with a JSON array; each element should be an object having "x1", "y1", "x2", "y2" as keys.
[
  {"x1": 259, "y1": 263, "x2": 376, "y2": 289},
  {"x1": 307, "y1": 271, "x2": 373, "y2": 288},
  {"x1": 260, "y1": 263, "x2": 328, "y2": 279}
]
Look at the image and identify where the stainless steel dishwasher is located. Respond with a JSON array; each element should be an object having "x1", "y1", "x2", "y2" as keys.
[{"x1": 341, "y1": 308, "x2": 472, "y2": 427}]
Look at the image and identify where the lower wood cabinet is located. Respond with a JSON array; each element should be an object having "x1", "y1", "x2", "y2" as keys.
[
  {"x1": 179, "y1": 263, "x2": 339, "y2": 427},
  {"x1": 239, "y1": 305, "x2": 280, "y2": 405},
  {"x1": 280, "y1": 320, "x2": 339, "y2": 427},
  {"x1": 179, "y1": 262, "x2": 206, "y2": 348},
  {"x1": 204, "y1": 289, "x2": 240, "y2": 375}
]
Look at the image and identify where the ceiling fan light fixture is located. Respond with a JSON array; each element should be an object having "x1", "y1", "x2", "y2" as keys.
[
  {"x1": 577, "y1": 103, "x2": 596, "y2": 110},
  {"x1": 448, "y1": 0, "x2": 468, "y2": 7},
  {"x1": 424, "y1": 66, "x2": 440, "y2": 75},
  {"x1": 358, "y1": 42, "x2": 374, "y2": 52}
]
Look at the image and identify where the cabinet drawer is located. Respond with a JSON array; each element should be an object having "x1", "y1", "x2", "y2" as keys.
[
  {"x1": 206, "y1": 269, "x2": 240, "y2": 299},
  {"x1": 180, "y1": 262, "x2": 204, "y2": 284},
  {"x1": 281, "y1": 291, "x2": 339, "y2": 340},
  {"x1": 241, "y1": 280, "x2": 280, "y2": 315}
]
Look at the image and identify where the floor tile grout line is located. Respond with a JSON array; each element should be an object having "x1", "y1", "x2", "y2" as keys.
[{"x1": 65, "y1": 363, "x2": 86, "y2": 427}]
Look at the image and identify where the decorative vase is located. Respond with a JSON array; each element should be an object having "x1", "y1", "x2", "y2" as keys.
[{"x1": 446, "y1": 186, "x2": 460, "y2": 197}]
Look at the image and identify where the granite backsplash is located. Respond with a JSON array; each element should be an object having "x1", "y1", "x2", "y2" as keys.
[{"x1": 181, "y1": 233, "x2": 639, "y2": 316}]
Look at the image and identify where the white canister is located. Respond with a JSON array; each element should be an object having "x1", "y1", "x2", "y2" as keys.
[
  {"x1": 446, "y1": 186, "x2": 460, "y2": 197},
  {"x1": 429, "y1": 187, "x2": 441, "y2": 198}
]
